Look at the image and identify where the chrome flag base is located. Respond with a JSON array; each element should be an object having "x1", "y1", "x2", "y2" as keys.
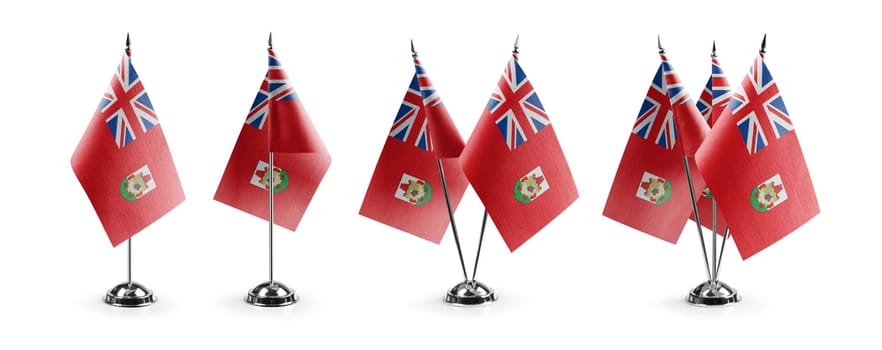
[
  {"x1": 105, "y1": 281, "x2": 155, "y2": 307},
  {"x1": 246, "y1": 281, "x2": 298, "y2": 307},
  {"x1": 686, "y1": 280, "x2": 741, "y2": 306},
  {"x1": 445, "y1": 280, "x2": 497, "y2": 306}
]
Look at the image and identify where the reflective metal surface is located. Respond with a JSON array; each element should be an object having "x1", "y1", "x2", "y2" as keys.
[
  {"x1": 245, "y1": 281, "x2": 298, "y2": 307},
  {"x1": 444, "y1": 280, "x2": 497, "y2": 306},
  {"x1": 105, "y1": 281, "x2": 155, "y2": 307},
  {"x1": 686, "y1": 280, "x2": 741, "y2": 306}
]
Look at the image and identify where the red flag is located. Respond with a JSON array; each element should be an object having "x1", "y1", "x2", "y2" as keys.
[
  {"x1": 460, "y1": 56, "x2": 578, "y2": 252},
  {"x1": 214, "y1": 49, "x2": 330, "y2": 232},
  {"x1": 359, "y1": 57, "x2": 468, "y2": 243},
  {"x1": 71, "y1": 50, "x2": 185, "y2": 247},
  {"x1": 695, "y1": 52, "x2": 819, "y2": 259},
  {"x1": 690, "y1": 55, "x2": 735, "y2": 234},
  {"x1": 603, "y1": 54, "x2": 709, "y2": 243}
]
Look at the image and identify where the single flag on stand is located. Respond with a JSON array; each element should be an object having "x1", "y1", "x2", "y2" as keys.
[
  {"x1": 691, "y1": 48, "x2": 734, "y2": 234},
  {"x1": 695, "y1": 38, "x2": 819, "y2": 259},
  {"x1": 460, "y1": 46, "x2": 578, "y2": 252},
  {"x1": 71, "y1": 45, "x2": 185, "y2": 247},
  {"x1": 214, "y1": 46, "x2": 331, "y2": 232},
  {"x1": 603, "y1": 50, "x2": 709, "y2": 244},
  {"x1": 360, "y1": 51, "x2": 468, "y2": 243}
]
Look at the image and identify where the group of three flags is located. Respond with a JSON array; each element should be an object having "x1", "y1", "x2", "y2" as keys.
[
  {"x1": 71, "y1": 37, "x2": 817, "y2": 263},
  {"x1": 604, "y1": 43, "x2": 818, "y2": 259}
]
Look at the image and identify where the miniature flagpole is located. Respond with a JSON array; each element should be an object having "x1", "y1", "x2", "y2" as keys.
[
  {"x1": 412, "y1": 40, "x2": 496, "y2": 305},
  {"x1": 411, "y1": 41, "x2": 470, "y2": 284},
  {"x1": 685, "y1": 39, "x2": 748, "y2": 305},
  {"x1": 658, "y1": 37, "x2": 713, "y2": 282},
  {"x1": 104, "y1": 34, "x2": 155, "y2": 307},
  {"x1": 245, "y1": 32, "x2": 298, "y2": 307}
]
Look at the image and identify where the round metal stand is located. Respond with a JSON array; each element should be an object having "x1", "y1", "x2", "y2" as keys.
[
  {"x1": 246, "y1": 281, "x2": 298, "y2": 307},
  {"x1": 686, "y1": 280, "x2": 741, "y2": 306},
  {"x1": 105, "y1": 281, "x2": 155, "y2": 307},
  {"x1": 445, "y1": 280, "x2": 497, "y2": 306}
]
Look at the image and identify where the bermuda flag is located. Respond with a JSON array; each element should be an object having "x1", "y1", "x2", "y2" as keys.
[
  {"x1": 214, "y1": 48, "x2": 331, "y2": 232},
  {"x1": 460, "y1": 54, "x2": 578, "y2": 252},
  {"x1": 695, "y1": 49, "x2": 819, "y2": 259},
  {"x1": 603, "y1": 53, "x2": 709, "y2": 244},
  {"x1": 691, "y1": 53, "x2": 734, "y2": 234},
  {"x1": 71, "y1": 48, "x2": 185, "y2": 247},
  {"x1": 359, "y1": 56, "x2": 468, "y2": 244}
]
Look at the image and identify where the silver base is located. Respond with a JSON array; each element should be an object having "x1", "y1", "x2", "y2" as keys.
[
  {"x1": 686, "y1": 280, "x2": 742, "y2": 306},
  {"x1": 245, "y1": 281, "x2": 298, "y2": 307},
  {"x1": 444, "y1": 280, "x2": 497, "y2": 306},
  {"x1": 105, "y1": 281, "x2": 155, "y2": 307}
]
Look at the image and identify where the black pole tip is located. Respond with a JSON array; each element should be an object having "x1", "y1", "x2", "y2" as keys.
[
  {"x1": 268, "y1": 32, "x2": 273, "y2": 49},
  {"x1": 512, "y1": 34, "x2": 520, "y2": 56},
  {"x1": 125, "y1": 33, "x2": 131, "y2": 51},
  {"x1": 760, "y1": 34, "x2": 767, "y2": 54},
  {"x1": 712, "y1": 40, "x2": 717, "y2": 58},
  {"x1": 657, "y1": 35, "x2": 665, "y2": 55},
  {"x1": 411, "y1": 39, "x2": 417, "y2": 58}
]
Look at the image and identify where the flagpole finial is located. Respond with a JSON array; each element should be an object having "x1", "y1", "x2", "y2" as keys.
[
  {"x1": 512, "y1": 34, "x2": 520, "y2": 57},
  {"x1": 125, "y1": 32, "x2": 131, "y2": 52},
  {"x1": 712, "y1": 40, "x2": 717, "y2": 58},
  {"x1": 411, "y1": 39, "x2": 418, "y2": 58},
  {"x1": 268, "y1": 32, "x2": 273, "y2": 50},
  {"x1": 657, "y1": 35, "x2": 665, "y2": 55},
  {"x1": 760, "y1": 33, "x2": 767, "y2": 54}
]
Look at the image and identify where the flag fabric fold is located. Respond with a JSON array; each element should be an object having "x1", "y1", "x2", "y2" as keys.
[
  {"x1": 691, "y1": 55, "x2": 734, "y2": 234},
  {"x1": 460, "y1": 55, "x2": 578, "y2": 252},
  {"x1": 359, "y1": 57, "x2": 468, "y2": 243},
  {"x1": 695, "y1": 52, "x2": 819, "y2": 259},
  {"x1": 71, "y1": 50, "x2": 185, "y2": 247},
  {"x1": 214, "y1": 49, "x2": 330, "y2": 232},
  {"x1": 603, "y1": 54, "x2": 709, "y2": 243}
]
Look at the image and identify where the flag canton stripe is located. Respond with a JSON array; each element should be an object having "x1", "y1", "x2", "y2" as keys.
[
  {"x1": 632, "y1": 64, "x2": 676, "y2": 150},
  {"x1": 102, "y1": 54, "x2": 158, "y2": 148},
  {"x1": 731, "y1": 56, "x2": 793, "y2": 154},
  {"x1": 245, "y1": 51, "x2": 300, "y2": 130},
  {"x1": 697, "y1": 57, "x2": 733, "y2": 125},
  {"x1": 414, "y1": 58, "x2": 443, "y2": 107},
  {"x1": 491, "y1": 58, "x2": 550, "y2": 151},
  {"x1": 389, "y1": 73, "x2": 430, "y2": 151}
]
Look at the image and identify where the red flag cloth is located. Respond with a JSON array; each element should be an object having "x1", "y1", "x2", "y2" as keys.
[
  {"x1": 214, "y1": 49, "x2": 330, "y2": 232},
  {"x1": 603, "y1": 55, "x2": 708, "y2": 243},
  {"x1": 460, "y1": 56, "x2": 578, "y2": 252},
  {"x1": 359, "y1": 58, "x2": 468, "y2": 243},
  {"x1": 71, "y1": 51, "x2": 185, "y2": 247},
  {"x1": 690, "y1": 56, "x2": 734, "y2": 234},
  {"x1": 695, "y1": 53, "x2": 819, "y2": 259}
]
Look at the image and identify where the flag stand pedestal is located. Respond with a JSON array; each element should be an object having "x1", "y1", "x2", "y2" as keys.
[
  {"x1": 105, "y1": 282, "x2": 155, "y2": 307},
  {"x1": 445, "y1": 280, "x2": 496, "y2": 306},
  {"x1": 246, "y1": 281, "x2": 298, "y2": 307},
  {"x1": 105, "y1": 238, "x2": 155, "y2": 307},
  {"x1": 687, "y1": 280, "x2": 740, "y2": 306}
]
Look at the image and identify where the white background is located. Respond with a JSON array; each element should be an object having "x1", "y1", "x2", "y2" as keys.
[{"x1": 0, "y1": 0, "x2": 876, "y2": 348}]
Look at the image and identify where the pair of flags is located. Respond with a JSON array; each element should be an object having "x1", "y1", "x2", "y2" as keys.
[
  {"x1": 603, "y1": 41, "x2": 819, "y2": 259},
  {"x1": 72, "y1": 44, "x2": 329, "y2": 246},
  {"x1": 360, "y1": 49, "x2": 579, "y2": 252}
]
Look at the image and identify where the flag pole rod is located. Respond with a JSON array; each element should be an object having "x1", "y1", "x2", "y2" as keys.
[
  {"x1": 471, "y1": 210, "x2": 489, "y2": 282},
  {"x1": 436, "y1": 159, "x2": 470, "y2": 282},
  {"x1": 714, "y1": 226, "x2": 731, "y2": 282},
  {"x1": 711, "y1": 198, "x2": 718, "y2": 282},
  {"x1": 682, "y1": 157, "x2": 712, "y2": 281},
  {"x1": 127, "y1": 238, "x2": 132, "y2": 288},
  {"x1": 268, "y1": 151, "x2": 275, "y2": 286}
]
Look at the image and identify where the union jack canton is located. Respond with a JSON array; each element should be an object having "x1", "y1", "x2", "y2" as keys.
[{"x1": 100, "y1": 52, "x2": 159, "y2": 148}]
